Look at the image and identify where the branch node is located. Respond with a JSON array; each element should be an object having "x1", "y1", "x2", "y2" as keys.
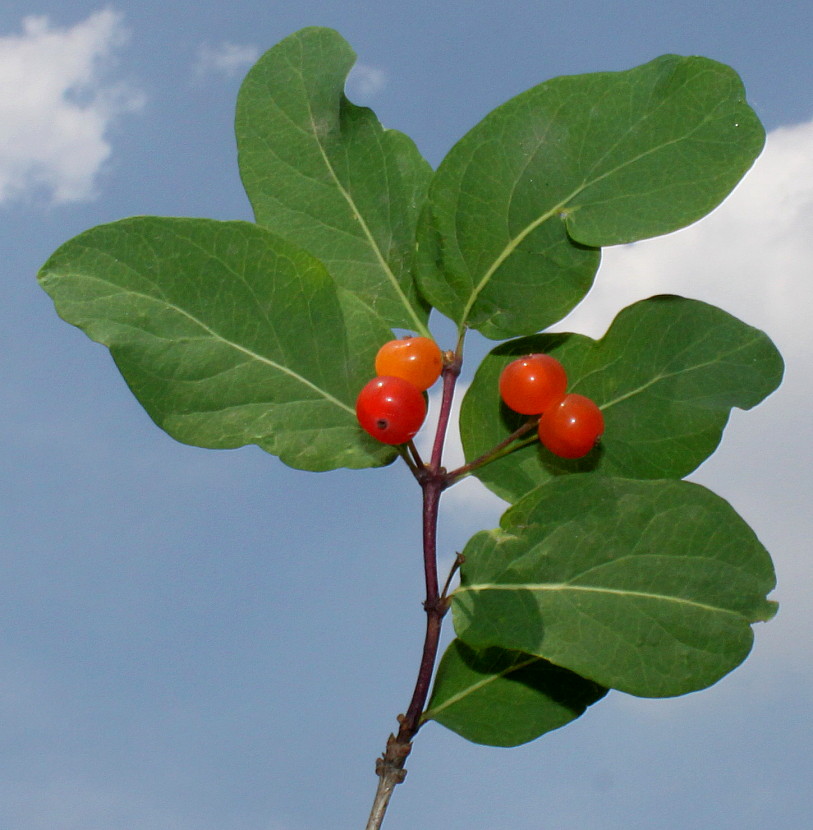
[{"x1": 374, "y1": 733, "x2": 412, "y2": 780}]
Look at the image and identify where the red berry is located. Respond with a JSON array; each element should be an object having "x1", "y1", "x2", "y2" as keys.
[
  {"x1": 375, "y1": 336, "x2": 443, "y2": 391},
  {"x1": 499, "y1": 354, "x2": 568, "y2": 415},
  {"x1": 356, "y1": 376, "x2": 427, "y2": 445},
  {"x1": 538, "y1": 394, "x2": 604, "y2": 459}
]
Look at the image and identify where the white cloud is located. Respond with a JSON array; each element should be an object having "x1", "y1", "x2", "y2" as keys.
[
  {"x1": 554, "y1": 119, "x2": 813, "y2": 360},
  {"x1": 195, "y1": 41, "x2": 259, "y2": 78},
  {"x1": 346, "y1": 62, "x2": 387, "y2": 99},
  {"x1": 0, "y1": 9, "x2": 143, "y2": 206}
]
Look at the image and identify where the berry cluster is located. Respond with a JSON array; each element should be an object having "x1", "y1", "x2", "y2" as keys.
[
  {"x1": 355, "y1": 341, "x2": 604, "y2": 460},
  {"x1": 355, "y1": 337, "x2": 442, "y2": 445},
  {"x1": 500, "y1": 354, "x2": 604, "y2": 458}
]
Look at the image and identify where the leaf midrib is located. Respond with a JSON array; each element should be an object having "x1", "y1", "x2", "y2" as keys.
[
  {"x1": 422, "y1": 654, "x2": 539, "y2": 721},
  {"x1": 457, "y1": 93, "x2": 723, "y2": 334},
  {"x1": 52, "y1": 271, "x2": 355, "y2": 415},
  {"x1": 297, "y1": 70, "x2": 429, "y2": 337},
  {"x1": 598, "y1": 335, "x2": 764, "y2": 411},
  {"x1": 455, "y1": 582, "x2": 742, "y2": 617}
]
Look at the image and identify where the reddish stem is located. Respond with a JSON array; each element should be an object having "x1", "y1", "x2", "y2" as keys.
[
  {"x1": 365, "y1": 347, "x2": 463, "y2": 830},
  {"x1": 400, "y1": 478, "x2": 444, "y2": 733}
]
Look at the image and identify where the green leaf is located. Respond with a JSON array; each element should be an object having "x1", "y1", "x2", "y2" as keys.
[
  {"x1": 37, "y1": 217, "x2": 395, "y2": 472},
  {"x1": 236, "y1": 27, "x2": 432, "y2": 334},
  {"x1": 452, "y1": 476, "x2": 777, "y2": 698},
  {"x1": 424, "y1": 639, "x2": 607, "y2": 747},
  {"x1": 460, "y1": 296, "x2": 784, "y2": 503},
  {"x1": 417, "y1": 55, "x2": 764, "y2": 338}
]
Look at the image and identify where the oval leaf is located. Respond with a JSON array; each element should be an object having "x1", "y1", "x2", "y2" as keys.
[
  {"x1": 236, "y1": 27, "x2": 432, "y2": 333},
  {"x1": 452, "y1": 476, "x2": 777, "y2": 698},
  {"x1": 417, "y1": 55, "x2": 764, "y2": 338},
  {"x1": 37, "y1": 217, "x2": 395, "y2": 472},
  {"x1": 425, "y1": 639, "x2": 607, "y2": 747},
  {"x1": 460, "y1": 296, "x2": 784, "y2": 503}
]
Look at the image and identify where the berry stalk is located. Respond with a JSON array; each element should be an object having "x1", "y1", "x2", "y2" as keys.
[{"x1": 444, "y1": 417, "x2": 538, "y2": 483}]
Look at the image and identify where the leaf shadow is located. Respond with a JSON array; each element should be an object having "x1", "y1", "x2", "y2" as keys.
[{"x1": 455, "y1": 639, "x2": 608, "y2": 714}]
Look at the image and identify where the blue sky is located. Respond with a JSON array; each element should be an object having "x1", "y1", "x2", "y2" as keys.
[{"x1": 1, "y1": 3, "x2": 812, "y2": 829}]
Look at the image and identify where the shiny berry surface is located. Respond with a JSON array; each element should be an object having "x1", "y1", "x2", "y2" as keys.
[
  {"x1": 355, "y1": 376, "x2": 427, "y2": 445},
  {"x1": 538, "y1": 393, "x2": 604, "y2": 459},
  {"x1": 374, "y1": 337, "x2": 443, "y2": 391},
  {"x1": 499, "y1": 354, "x2": 568, "y2": 415}
]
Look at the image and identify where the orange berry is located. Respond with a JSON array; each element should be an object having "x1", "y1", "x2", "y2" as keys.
[{"x1": 374, "y1": 337, "x2": 443, "y2": 391}]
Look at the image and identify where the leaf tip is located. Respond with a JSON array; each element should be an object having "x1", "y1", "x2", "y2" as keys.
[{"x1": 755, "y1": 598, "x2": 779, "y2": 624}]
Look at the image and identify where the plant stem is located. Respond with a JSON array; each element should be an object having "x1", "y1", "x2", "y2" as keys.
[
  {"x1": 365, "y1": 346, "x2": 463, "y2": 830},
  {"x1": 364, "y1": 473, "x2": 445, "y2": 830},
  {"x1": 429, "y1": 362, "x2": 459, "y2": 472}
]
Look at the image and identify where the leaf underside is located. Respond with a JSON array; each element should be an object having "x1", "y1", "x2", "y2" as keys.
[
  {"x1": 236, "y1": 26, "x2": 432, "y2": 334},
  {"x1": 37, "y1": 217, "x2": 395, "y2": 472},
  {"x1": 452, "y1": 475, "x2": 777, "y2": 698}
]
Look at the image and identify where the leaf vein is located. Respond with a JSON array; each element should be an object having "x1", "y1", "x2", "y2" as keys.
[
  {"x1": 456, "y1": 582, "x2": 742, "y2": 617},
  {"x1": 64, "y1": 273, "x2": 354, "y2": 414}
]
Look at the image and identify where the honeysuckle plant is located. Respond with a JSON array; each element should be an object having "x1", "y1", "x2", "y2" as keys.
[{"x1": 37, "y1": 27, "x2": 783, "y2": 829}]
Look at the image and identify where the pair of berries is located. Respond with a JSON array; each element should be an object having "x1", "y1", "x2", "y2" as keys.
[
  {"x1": 499, "y1": 354, "x2": 604, "y2": 459},
  {"x1": 355, "y1": 337, "x2": 442, "y2": 445}
]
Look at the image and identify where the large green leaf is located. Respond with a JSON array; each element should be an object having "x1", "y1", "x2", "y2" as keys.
[
  {"x1": 236, "y1": 27, "x2": 432, "y2": 333},
  {"x1": 424, "y1": 639, "x2": 607, "y2": 747},
  {"x1": 452, "y1": 476, "x2": 777, "y2": 697},
  {"x1": 417, "y1": 55, "x2": 764, "y2": 338},
  {"x1": 460, "y1": 296, "x2": 783, "y2": 503},
  {"x1": 37, "y1": 217, "x2": 395, "y2": 471}
]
